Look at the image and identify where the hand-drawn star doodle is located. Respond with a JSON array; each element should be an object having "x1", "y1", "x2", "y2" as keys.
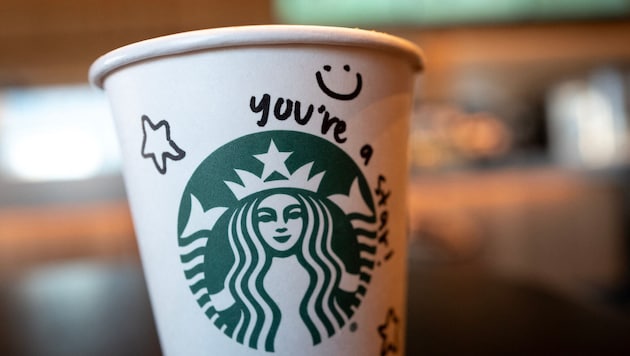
[
  {"x1": 141, "y1": 115, "x2": 186, "y2": 174},
  {"x1": 378, "y1": 308, "x2": 400, "y2": 356}
]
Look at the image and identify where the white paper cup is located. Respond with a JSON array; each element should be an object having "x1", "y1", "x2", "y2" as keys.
[{"x1": 90, "y1": 25, "x2": 423, "y2": 356}]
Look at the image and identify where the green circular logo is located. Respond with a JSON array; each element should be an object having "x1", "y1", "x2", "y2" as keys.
[{"x1": 177, "y1": 130, "x2": 377, "y2": 352}]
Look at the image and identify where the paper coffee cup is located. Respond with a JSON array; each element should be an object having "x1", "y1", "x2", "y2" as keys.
[{"x1": 90, "y1": 25, "x2": 423, "y2": 356}]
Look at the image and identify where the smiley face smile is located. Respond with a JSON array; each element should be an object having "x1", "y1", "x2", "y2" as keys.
[{"x1": 316, "y1": 64, "x2": 362, "y2": 101}]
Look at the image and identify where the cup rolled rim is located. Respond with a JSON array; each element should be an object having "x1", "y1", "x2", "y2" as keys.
[{"x1": 88, "y1": 24, "x2": 425, "y2": 89}]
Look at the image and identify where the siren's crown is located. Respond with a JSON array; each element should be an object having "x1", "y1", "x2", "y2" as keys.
[{"x1": 225, "y1": 140, "x2": 324, "y2": 200}]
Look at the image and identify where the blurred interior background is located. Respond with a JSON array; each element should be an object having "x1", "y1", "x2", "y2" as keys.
[{"x1": 2, "y1": 0, "x2": 630, "y2": 355}]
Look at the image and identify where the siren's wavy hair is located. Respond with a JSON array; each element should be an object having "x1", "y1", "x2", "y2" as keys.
[{"x1": 225, "y1": 189, "x2": 349, "y2": 352}]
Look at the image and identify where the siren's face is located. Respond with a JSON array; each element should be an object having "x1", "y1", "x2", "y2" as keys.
[{"x1": 256, "y1": 194, "x2": 304, "y2": 252}]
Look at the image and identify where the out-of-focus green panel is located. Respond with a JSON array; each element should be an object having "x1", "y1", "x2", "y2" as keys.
[{"x1": 274, "y1": 0, "x2": 630, "y2": 26}]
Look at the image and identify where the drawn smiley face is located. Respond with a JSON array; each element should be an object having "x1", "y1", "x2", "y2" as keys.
[{"x1": 316, "y1": 64, "x2": 363, "y2": 101}]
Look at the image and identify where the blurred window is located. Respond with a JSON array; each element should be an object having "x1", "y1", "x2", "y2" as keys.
[{"x1": 0, "y1": 85, "x2": 120, "y2": 182}]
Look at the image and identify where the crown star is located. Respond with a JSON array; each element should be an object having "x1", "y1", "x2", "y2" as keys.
[
  {"x1": 225, "y1": 140, "x2": 325, "y2": 200},
  {"x1": 254, "y1": 140, "x2": 292, "y2": 180}
]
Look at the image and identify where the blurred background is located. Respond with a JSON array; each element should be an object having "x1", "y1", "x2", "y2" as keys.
[{"x1": 2, "y1": 0, "x2": 630, "y2": 355}]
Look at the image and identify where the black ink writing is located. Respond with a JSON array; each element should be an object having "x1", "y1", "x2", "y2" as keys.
[
  {"x1": 375, "y1": 175, "x2": 392, "y2": 207},
  {"x1": 250, "y1": 94, "x2": 347, "y2": 144},
  {"x1": 360, "y1": 145, "x2": 373, "y2": 166},
  {"x1": 318, "y1": 105, "x2": 347, "y2": 143},
  {"x1": 378, "y1": 229, "x2": 389, "y2": 246},
  {"x1": 250, "y1": 94, "x2": 270, "y2": 127},
  {"x1": 378, "y1": 211, "x2": 389, "y2": 231},
  {"x1": 274, "y1": 98, "x2": 292, "y2": 120},
  {"x1": 375, "y1": 174, "x2": 394, "y2": 264},
  {"x1": 294, "y1": 101, "x2": 314, "y2": 125}
]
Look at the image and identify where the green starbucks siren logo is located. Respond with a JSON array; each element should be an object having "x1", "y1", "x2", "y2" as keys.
[{"x1": 177, "y1": 131, "x2": 377, "y2": 352}]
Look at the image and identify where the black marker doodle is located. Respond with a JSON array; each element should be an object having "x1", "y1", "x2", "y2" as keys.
[
  {"x1": 378, "y1": 308, "x2": 400, "y2": 356},
  {"x1": 316, "y1": 64, "x2": 362, "y2": 101},
  {"x1": 375, "y1": 175, "x2": 393, "y2": 266},
  {"x1": 141, "y1": 115, "x2": 186, "y2": 174}
]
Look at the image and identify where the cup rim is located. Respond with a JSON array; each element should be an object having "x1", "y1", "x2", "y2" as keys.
[{"x1": 89, "y1": 25, "x2": 424, "y2": 89}]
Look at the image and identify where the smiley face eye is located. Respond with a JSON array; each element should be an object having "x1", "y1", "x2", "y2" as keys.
[
  {"x1": 324, "y1": 65, "x2": 331, "y2": 72},
  {"x1": 343, "y1": 65, "x2": 350, "y2": 72}
]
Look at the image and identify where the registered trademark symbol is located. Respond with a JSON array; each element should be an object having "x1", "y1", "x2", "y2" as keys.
[{"x1": 350, "y1": 322, "x2": 358, "y2": 332}]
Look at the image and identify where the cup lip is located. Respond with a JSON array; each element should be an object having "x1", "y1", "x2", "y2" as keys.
[{"x1": 89, "y1": 24, "x2": 424, "y2": 89}]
